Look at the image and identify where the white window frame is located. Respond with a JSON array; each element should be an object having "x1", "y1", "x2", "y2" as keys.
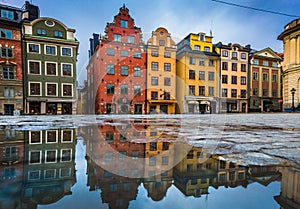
[
  {"x1": 61, "y1": 149, "x2": 72, "y2": 162},
  {"x1": 28, "y1": 170, "x2": 41, "y2": 180},
  {"x1": 46, "y1": 130, "x2": 58, "y2": 143},
  {"x1": 61, "y1": 46, "x2": 73, "y2": 57},
  {"x1": 61, "y1": 63, "x2": 73, "y2": 77},
  {"x1": 59, "y1": 168, "x2": 71, "y2": 178},
  {"x1": 45, "y1": 61, "x2": 57, "y2": 76},
  {"x1": 29, "y1": 130, "x2": 42, "y2": 144},
  {"x1": 29, "y1": 150, "x2": 42, "y2": 165},
  {"x1": 45, "y1": 150, "x2": 57, "y2": 163},
  {"x1": 61, "y1": 83, "x2": 73, "y2": 97},
  {"x1": 61, "y1": 129, "x2": 73, "y2": 143},
  {"x1": 44, "y1": 169, "x2": 56, "y2": 179},
  {"x1": 27, "y1": 43, "x2": 40, "y2": 54},
  {"x1": 28, "y1": 60, "x2": 41, "y2": 75},
  {"x1": 28, "y1": 82, "x2": 42, "y2": 96},
  {"x1": 44, "y1": 45, "x2": 57, "y2": 56},
  {"x1": 45, "y1": 82, "x2": 58, "y2": 97}
]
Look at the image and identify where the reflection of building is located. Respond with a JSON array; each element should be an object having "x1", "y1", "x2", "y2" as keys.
[
  {"x1": 0, "y1": 130, "x2": 24, "y2": 209},
  {"x1": 275, "y1": 167, "x2": 300, "y2": 209},
  {"x1": 23, "y1": 14, "x2": 79, "y2": 114},
  {"x1": 214, "y1": 42, "x2": 251, "y2": 113},
  {"x1": 248, "y1": 48, "x2": 282, "y2": 112},
  {"x1": 248, "y1": 165, "x2": 281, "y2": 187},
  {"x1": 146, "y1": 27, "x2": 177, "y2": 114},
  {"x1": 22, "y1": 129, "x2": 76, "y2": 208},
  {"x1": 176, "y1": 33, "x2": 220, "y2": 114}
]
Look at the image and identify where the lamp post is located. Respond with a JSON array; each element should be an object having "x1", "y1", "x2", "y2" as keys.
[{"x1": 291, "y1": 88, "x2": 296, "y2": 112}]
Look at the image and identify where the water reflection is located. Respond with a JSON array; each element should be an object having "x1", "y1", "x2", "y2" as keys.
[{"x1": 0, "y1": 120, "x2": 299, "y2": 209}]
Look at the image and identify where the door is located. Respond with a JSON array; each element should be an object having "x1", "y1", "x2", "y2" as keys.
[
  {"x1": 4, "y1": 104, "x2": 14, "y2": 115},
  {"x1": 29, "y1": 102, "x2": 41, "y2": 114},
  {"x1": 46, "y1": 103, "x2": 57, "y2": 115},
  {"x1": 149, "y1": 105, "x2": 156, "y2": 114},
  {"x1": 160, "y1": 105, "x2": 168, "y2": 114},
  {"x1": 134, "y1": 104, "x2": 142, "y2": 114},
  {"x1": 62, "y1": 103, "x2": 72, "y2": 115}
]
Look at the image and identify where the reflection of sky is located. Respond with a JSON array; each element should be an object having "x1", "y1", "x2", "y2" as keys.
[{"x1": 37, "y1": 140, "x2": 280, "y2": 209}]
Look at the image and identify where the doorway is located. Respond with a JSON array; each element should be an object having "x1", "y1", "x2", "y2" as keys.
[
  {"x1": 160, "y1": 105, "x2": 168, "y2": 114},
  {"x1": 4, "y1": 104, "x2": 14, "y2": 115}
]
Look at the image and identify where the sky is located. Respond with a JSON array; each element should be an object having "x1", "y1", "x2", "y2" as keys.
[{"x1": 3, "y1": 0, "x2": 300, "y2": 85}]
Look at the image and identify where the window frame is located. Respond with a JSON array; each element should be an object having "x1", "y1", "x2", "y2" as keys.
[
  {"x1": 29, "y1": 82, "x2": 42, "y2": 96},
  {"x1": 120, "y1": 65, "x2": 129, "y2": 76},
  {"x1": 45, "y1": 82, "x2": 58, "y2": 97},
  {"x1": 106, "y1": 64, "x2": 115, "y2": 75},
  {"x1": 62, "y1": 63, "x2": 73, "y2": 77},
  {"x1": 28, "y1": 43, "x2": 40, "y2": 54},
  {"x1": 45, "y1": 45, "x2": 57, "y2": 56},
  {"x1": 45, "y1": 62, "x2": 57, "y2": 76},
  {"x1": 61, "y1": 47, "x2": 72, "y2": 57},
  {"x1": 62, "y1": 83, "x2": 73, "y2": 97}
]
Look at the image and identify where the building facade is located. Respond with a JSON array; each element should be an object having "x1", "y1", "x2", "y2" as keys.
[
  {"x1": 248, "y1": 48, "x2": 282, "y2": 112},
  {"x1": 87, "y1": 5, "x2": 146, "y2": 114},
  {"x1": 146, "y1": 27, "x2": 177, "y2": 114},
  {"x1": 278, "y1": 18, "x2": 300, "y2": 110},
  {"x1": 215, "y1": 42, "x2": 251, "y2": 113},
  {"x1": 0, "y1": 4, "x2": 23, "y2": 115},
  {"x1": 23, "y1": 17, "x2": 79, "y2": 114},
  {"x1": 176, "y1": 33, "x2": 220, "y2": 114}
]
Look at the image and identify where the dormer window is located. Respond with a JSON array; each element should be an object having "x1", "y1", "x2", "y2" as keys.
[
  {"x1": 45, "y1": 20, "x2": 54, "y2": 27},
  {"x1": 120, "y1": 20, "x2": 128, "y2": 28},
  {"x1": 194, "y1": 45, "x2": 200, "y2": 51},
  {"x1": 199, "y1": 34, "x2": 205, "y2": 41},
  {"x1": 37, "y1": 29, "x2": 46, "y2": 36},
  {"x1": 1, "y1": 10, "x2": 14, "y2": 20},
  {"x1": 54, "y1": 31, "x2": 63, "y2": 38}
]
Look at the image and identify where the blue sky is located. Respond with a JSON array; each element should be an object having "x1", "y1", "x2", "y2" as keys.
[{"x1": 3, "y1": 0, "x2": 300, "y2": 85}]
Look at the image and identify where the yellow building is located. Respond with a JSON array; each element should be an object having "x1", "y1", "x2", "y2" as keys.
[
  {"x1": 146, "y1": 27, "x2": 177, "y2": 114},
  {"x1": 176, "y1": 33, "x2": 220, "y2": 114},
  {"x1": 278, "y1": 18, "x2": 300, "y2": 110},
  {"x1": 215, "y1": 43, "x2": 251, "y2": 113}
]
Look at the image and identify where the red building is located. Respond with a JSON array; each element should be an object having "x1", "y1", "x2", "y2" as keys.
[{"x1": 87, "y1": 4, "x2": 146, "y2": 114}]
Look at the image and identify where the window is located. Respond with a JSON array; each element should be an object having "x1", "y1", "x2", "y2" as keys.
[
  {"x1": 46, "y1": 83, "x2": 57, "y2": 96},
  {"x1": 222, "y1": 50, "x2": 228, "y2": 57},
  {"x1": 106, "y1": 64, "x2": 115, "y2": 75},
  {"x1": 114, "y1": 34, "x2": 122, "y2": 42},
  {"x1": 253, "y1": 88, "x2": 258, "y2": 95},
  {"x1": 189, "y1": 85, "x2": 195, "y2": 95},
  {"x1": 241, "y1": 53, "x2": 247, "y2": 59},
  {"x1": 232, "y1": 52, "x2": 237, "y2": 59},
  {"x1": 151, "y1": 51, "x2": 158, "y2": 57},
  {"x1": 232, "y1": 63, "x2": 237, "y2": 71},
  {"x1": 62, "y1": 84, "x2": 72, "y2": 96},
  {"x1": 120, "y1": 50, "x2": 128, "y2": 57},
  {"x1": 263, "y1": 61, "x2": 268, "y2": 66},
  {"x1": 132, "y1": 151, "x2": 139, "y2": 160},
  {"x1": 1, "y1": 47, "x2": 13, "y2": 58},
  {"x1": 134, "y1": 52, "x2": 141, "y2": 58},
  {"x1": 149, "y1": 157, "x2": 156, "y2": 166},
  {"x1": 162, "y1": 156, "x2": 169, "y2": 165},
  {"x1": 127, "y1": 36, "x2": 135, "y2": 44},
  {"x1": 194, "y1": 45, "x2": 200, "y2": 50},
  {"x1": 120, "y1": 20, "x2": 128, "y2": 28},
  {"x1": 253, "y1": 59, "x2": 259, "y2": 65},
  {"x1": 28, "y1": 44, "x2": 39, "y2": 53},
  {"x1": 189, "y1": 57, "x2": 196, "y2": 65},
  {"x1": 199, "y1": 71, "x2": 205, "y2": 80},
  {"x1": 62, "y1": 130, "x2": 73, "y2": 142},
  {"x1": 222, "y1": 62, "x2": 228, "y2": 70},
  {"x1": 241, "y1": 64, "x2": 247, "y2": 72},
  {"x1": 46, "y1": 62, "x2": 56, "y2": 75},
  {"x1": 204, "y1": 46, "x2": 210, "y2": 52},
  {"x1": 60, "y1": 168, "x2": 71, "y2": 178},
  {"x1": 29, "y1": 61, "x2": 40, "y2": 74},
  {"x1": 272, "y1": 62, "x2": 278, "y2": 67},
  {"x1": 2, "y1": 66, "x2": 15, "y2": 80},
  {"x1": 263, "y1": 89, "x2": 268, "y2": 96},
  {"x1": 29, "y1": 82, "x2": 41, "y2": 96},
  {"x1": 106, "y1": 48, "x2": 115, "y2": 55},
  {"x1": 37, "y1": 28, "x2": 46, "y2": 35},
  {"x1": 120, "y1": 84, "x2": 128, "y2": 94},
  {"x1": 151, "y1": 91, "x2": 158, "y2": 100},
  {"x1": 61, "y1": 149, "x2": 72, "y2": 162},
  {"x1": 120, "y1": 66, "x2": 128, "y2": 75},
  {"x1": 199, "y1": 58, "x2": 205, "y2": 66},
  {"x1": 105, "y1": 132, "x2": 114, "y2": 143},
  {"x1": 222, "y1": 75, "x2": 228, "y2": 84},
  {"x1": 209, "y1": 59, "x2": 214, "y2": 66},
  {"x1": 104, "y1": 152, "x2": 113, "y2": 162},
  {"x1": 253, "y1": 99, "x2": 259, "y2": 106},
  {"x1": 0, "y1": 29, "x2": 12, "y2": 39},
  {"x1": 164, "y1": 52, "x2": 171, "y2": 58},
  {"x1": 134, "y1": 85, "x2": 141, "y2": 95},
  {"x1": 164, "y1": 92, "x2": 170, "y2": 100},
  {"x1": 29, "y1": 151, "x2": 41, "y2": 164},
  {"x1": 1, "y1": 9, "x2": 14, "y2": 19},
  {"x1": 164, "y1": 63, "x2": 171, "y2": 71},
  {"x1": 263, "y1": 73, "x2": 268, "y2": 81},
  {"x1": 199, "y1": 86, "x2": 205, "y2": 96},
  {"x1": 272, "y1": 74, "x2": 278, "y2": 82},
  {"x1": 272, "y1": 89, "x2": 277, "y2": 97},
  {"x1": 62, "y1": 64, "x2": 72, "y2": 76},
  {"x1": 44, "y1": 169, "x2": 56, "y2": 179},
  {"x1": 253, "y1": 72, "x2": 258, "y2": 80},
  {"x1": 164, "y1": 77, "x2": 171, "y2": 86},
  {"x1": 208, "y1": 72, "x2": 214, "y2": 81},
  {"x1": 106, "y1": 84, "x2": 115, "y2": 94},
  {"x1": 62, "y1": 47, "x2": 72, "y2": 56},
  {"x1": 134, "y1": 66, "x2": 141, "y2": 76},
  {"x1": 209, "y1": 86, "x2": 214, "y2": 96},
  {"x1": 45, "y1": 46, "x2": 56, "y2": 55},
  {"x1": 222, "y1": 88, "x2": 228, "y2": 97},
  {"x1": 46, "y1": 150, "x2": 57, "y2": 163},
  {"x1": 241, "y1": 90, "x2": 247, "y2": 98},
  {"x1": 119, "y1": 151, "x2": 127, "y2": 161},
  {"x1": 4, "y1": 87, "x2": 15, "y2": 98},
  {"x1": 231, "y1": 76, "x2": 237, "y2": 84},
  {"x1": 189, "y1": 70, "x2": 195, "y2": 79},
  {"x1": 54, "y1": 31, "x2": 63, "y2": 38},
  {"x1": 151, "y1": 77, "x2": 158, "y2": 86},
  {"x1": 159, "y1": 40, "x2": 165, "y2": 46},
  {"x1": 241, "y1": 76, "x2": 246, "y2": 85},
  {"x1": 150, "y1": 142, "x2": 157, "y2": 151},
  {"x1": 231, "y1": 89, "x2": 237, "y2": 98},
  {"x1": 151, "y1": 62, "x2": 158, "y2": 70},
  {"x1": 29, "y1": 131, "x2": 41, "y2": 144}
]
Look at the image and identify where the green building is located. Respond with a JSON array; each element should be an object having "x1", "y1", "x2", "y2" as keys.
[{"x1": 23, "y1": 17, "x2": 79, "y2": 114}]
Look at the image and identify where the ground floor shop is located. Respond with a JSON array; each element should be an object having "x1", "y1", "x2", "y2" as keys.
[
  {"x1": 219, "y1": 99, "x2": 248, "y2": 113},
  {"x1": 26, "y1": 99, "x2": 76, "y2": 115},
  {"x1": 181, "y1": 96, "x2": 219, "y2": 114},
  {"x1": 147, "y1": 100, "x2": 176, "y2": 114},
  {"x1": 249, "y1": 97, "x2": 282, "y2": 112}
]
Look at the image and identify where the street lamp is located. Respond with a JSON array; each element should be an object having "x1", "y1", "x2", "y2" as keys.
[{"x1": 291, "y1": 88, "x2": 296, "y2": 112}]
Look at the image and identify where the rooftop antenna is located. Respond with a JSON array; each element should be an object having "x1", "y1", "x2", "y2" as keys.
[{"x1": 210, "y1": 19, "x2": 213, "y2": 37}]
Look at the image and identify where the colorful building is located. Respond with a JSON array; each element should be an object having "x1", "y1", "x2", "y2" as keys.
[
  {"x1": 176, "y1": 33, "x2": 220, "y2": 114},
  {"x1": 0, "y1": 3, "x2": 23, "y2": 115},
  {"x1": 248, "y1": 48, "x2": 282, "y2": 112},
  {"x1": 278, "y1": 18, "x2": 300, "y2": 110},
  {"x1": 87, "y1": 5, "x2": 146, "y2": 114},
  {"x1": 22, "y1": 17, "x2": 79, "y2": 114},
  {"x1": 214, "y1": 42, "x2": 251, "y2": 113},
  {"x1": 146, "y1": 27, "x2": 177, "y2": 114}
]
